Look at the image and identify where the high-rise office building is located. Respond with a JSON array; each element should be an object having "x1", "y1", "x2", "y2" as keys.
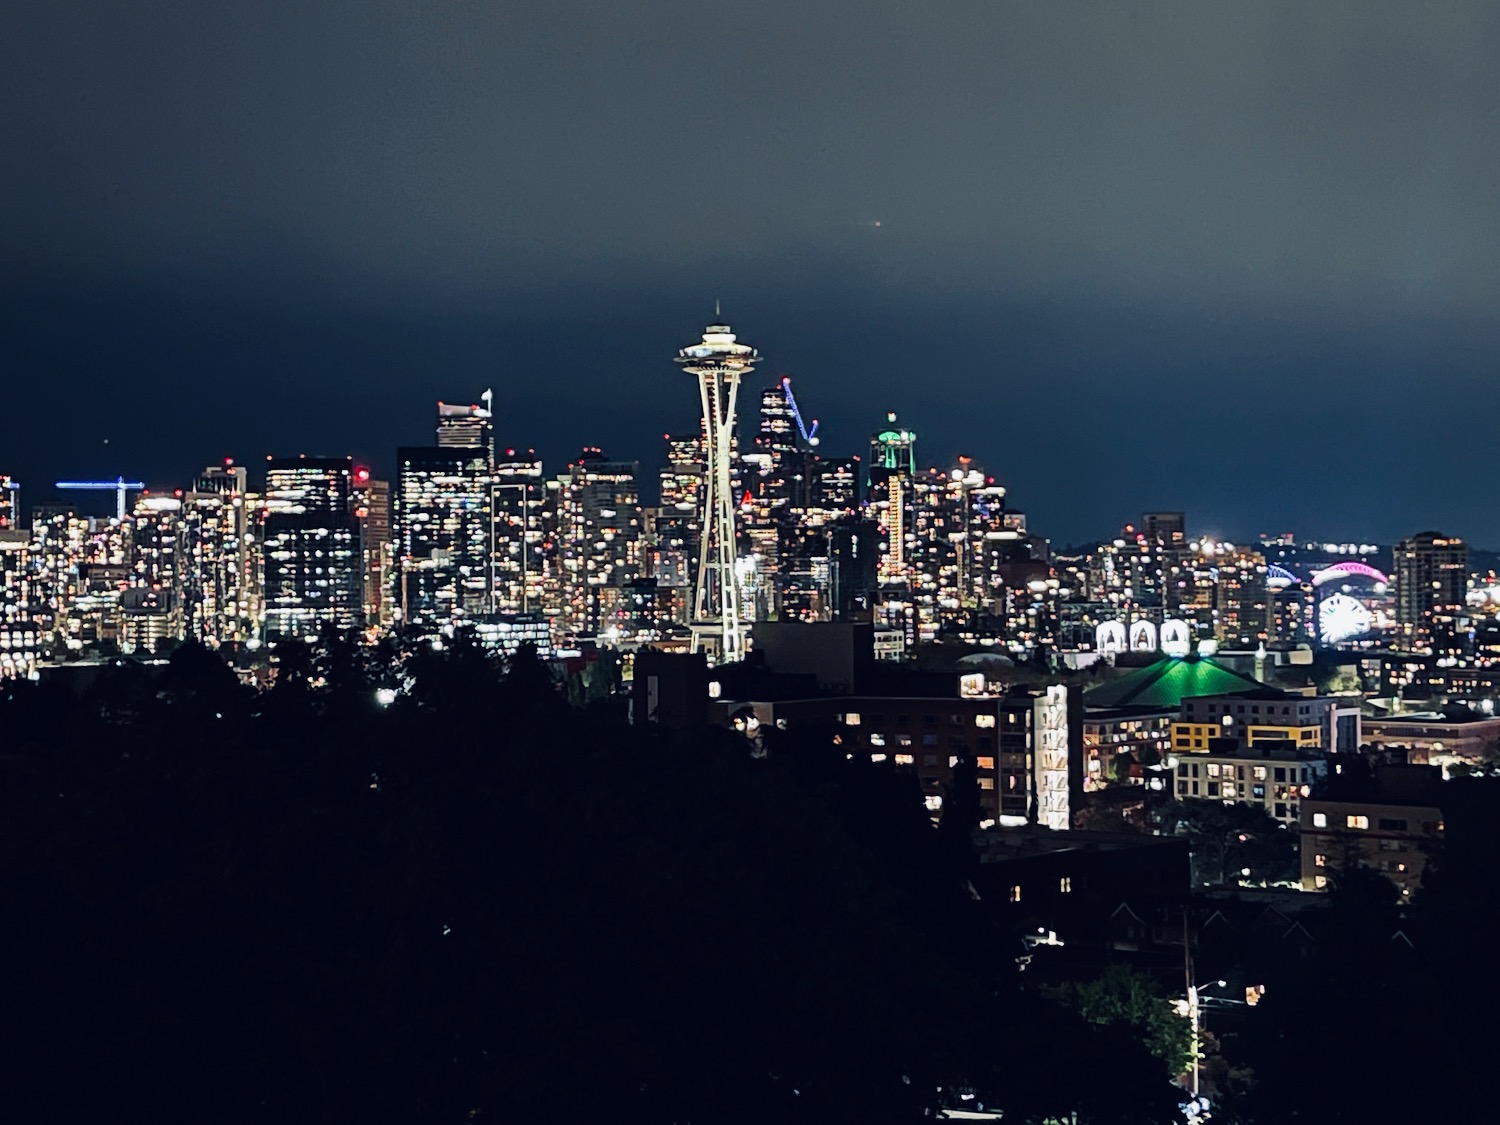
[
  {"x1": 492, "y1": 451, "x2": 545, "y2": 615},
  {"x1": 1395, "y1": 531, "x2": 1468, "y2": 653},
  {"x1": 0, "y1": 527, "x2": 40, "y2": 677},
  {"x1": 811, "y1": 456, "x2": 861, "y2": 518},
  {"x1": 183, "y1": 462, "x2": 257, "y2": 647},
  {"x1": 352, "y1": 468, "x2": 391, "y2": 631},
  {"x1": 261, "y1": 456, "x2": 363, "y2": 642},
  {"x1": 0, "y1": 476, "x2": 18, "y2": 530},
  {"x1": 1141, "y1": 511, "x2": 1186, "y2": 545},
  {"x1": 651, "y1": 432, "x2": 703, "y2": 601},
  {"x1": 393, "y1": 446, "x2": 493, "y2": 628},
  {"x1": 868, "y1": 413, "x2": 917, "y2": 586},
  {"x1": 436, "y1": 394, "x2": 495, "y2": 459},
  {"x1": 557, "y1": 448, "x2": 642, "y2": 639},
  {"x1": 123, "y1": 494, "x2": 187, "y2": 652}
]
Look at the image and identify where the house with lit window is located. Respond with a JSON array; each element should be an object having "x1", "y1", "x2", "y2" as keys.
[{"x1": 1299, "y1": 765, "x2": 1444, "y2": 897}]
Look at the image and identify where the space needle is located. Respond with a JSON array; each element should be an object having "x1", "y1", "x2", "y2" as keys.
[{"x1": 677, "y1": 311, "x2": 759, "y2": 664}]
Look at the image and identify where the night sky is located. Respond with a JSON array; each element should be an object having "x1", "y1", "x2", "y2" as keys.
[{"x1": 6, "y1": 3, "x2": 1499, "y2": 545}]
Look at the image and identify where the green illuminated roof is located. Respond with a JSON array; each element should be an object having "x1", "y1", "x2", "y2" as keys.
[{"x1": 1083, "y1": 655, "x2": 1263, "y2": 710}]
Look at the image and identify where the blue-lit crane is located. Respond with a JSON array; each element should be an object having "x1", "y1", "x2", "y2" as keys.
[
  {"x1": 779, "y1": 376, "x2": 819, "y2": 446},
  {"x1": 55, "y1": 476, "x2": 146, "y2": 522}
]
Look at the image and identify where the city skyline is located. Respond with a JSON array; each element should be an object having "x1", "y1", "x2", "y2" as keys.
[
  {"x1": 1, "y1": 340, "x2": 1493, "y2": 555},
  {"x1": 7, "y1": 5, "x2": 1500, "y2": 545}
]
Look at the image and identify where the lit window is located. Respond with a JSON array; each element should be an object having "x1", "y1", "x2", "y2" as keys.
[
  {"x1": 975, "y1": 714, "x2": 996, "y2": 729},
  {"x1": 1314, "y1": 875, "x2": 1328, "y2": 889},
  {"x1": 870, "y1": 753, "x2": 888, "y2": 763},
  {"x1": 870, "y1": 733, "x2": 886, "y2": 747},
  {"x1": 1008, "y1": 885, "x2": 1021, "y2": 903},
  {"x1": 978, "y1": 778, "x2": 995, "y2": 790},
  {"x1": 1347, "y1": 815, "x2": 1369, "y2": 830},
  {"x1": 844, "y1": 712, "x2": 861, "y2": 726},
  {"x1": 976, "y1": 757, "x2": 995, "y2": 770},
  {"x1": 1314, "y1": 854, "x2": 1327, "y2": 868},
  {"x1": 708, "y1": 681, "x2": 721, "y2": 699},
  {"x1": 1060, "y1": 877, "x2": 1072, "y2": 893},
  {"x1": 894, "y1": 753, "x2": 914, "y2": 766},
  {"x1": 1207, "y1": 763, "x2": 1221, "y2": 778},
  {"x1": 1312, "y1": 812, "x2": 1328, "y2": 828}
]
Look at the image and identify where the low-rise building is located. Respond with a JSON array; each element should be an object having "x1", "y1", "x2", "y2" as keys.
[
  {"x1": 1174, "y1": 743, "x2": 1326, "y2": 825},
  {"x1": 1364, "y1": 708, "x2": 1500, "y2": 773},
  {"x1": 1082, "y1": 706, "x2": 1174, "y2": 790},
  {"x1": 1173, "y1": 688, "x2": 1360, "y2": 755},
  {"x1": 1299, "y1": 765, "x2": 1444, "y2": 898}
]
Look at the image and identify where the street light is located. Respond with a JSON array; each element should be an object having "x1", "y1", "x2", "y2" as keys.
[{"x1": 1188, "y1": 978, "x2": 1227, "y2": 1099}]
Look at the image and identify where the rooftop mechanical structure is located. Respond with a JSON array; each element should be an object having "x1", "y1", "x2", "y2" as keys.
[{"x1": 677, "y1": 314, "x2": 759, "y2": 664}]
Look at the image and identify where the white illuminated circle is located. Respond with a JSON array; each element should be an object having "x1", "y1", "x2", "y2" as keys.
[{"x1": 1319, "y1": 592, "x2": 1372, "y2": 645}]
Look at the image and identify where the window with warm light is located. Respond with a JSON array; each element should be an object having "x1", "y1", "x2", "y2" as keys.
[
  {"x1": 1347, "y1": 815, "x2": 1369, "y2": 829},
  {"x1": 1312, "y1": 812, "x2": 1328, "y2": 828}
]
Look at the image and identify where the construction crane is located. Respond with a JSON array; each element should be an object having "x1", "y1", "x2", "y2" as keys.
[
  {"x1": 780, "y1": 376, "x2": 820, "y2": 446},
  {"x1": 55, "y1": 476, "x2": 147, "y2": 522}
]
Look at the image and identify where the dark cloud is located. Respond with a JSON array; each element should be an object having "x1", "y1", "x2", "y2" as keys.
[{"x1": 5, "y1": 3, "x2": 1499, "y2": 543}]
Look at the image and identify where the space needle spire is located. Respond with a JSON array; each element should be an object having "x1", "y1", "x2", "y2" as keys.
[{"x1": 677, "y1": 312, "x2": 759, "y2": 664}]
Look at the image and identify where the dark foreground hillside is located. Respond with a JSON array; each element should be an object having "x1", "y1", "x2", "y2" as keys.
[{"x1": 6, "y1": 641, "x2": 1498, "y2": 1123}]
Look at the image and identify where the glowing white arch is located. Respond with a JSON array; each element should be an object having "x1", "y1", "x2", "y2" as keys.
[
  {"x1": 1129, "y1": 620, "x2": 1158, "y2": 652},
  {"x1": 1160, "y1": 618, "x2": 1191, "y2": 657},
  {"x1": 1096, "y1": 620, "x2": 1127, "y2": 654}
]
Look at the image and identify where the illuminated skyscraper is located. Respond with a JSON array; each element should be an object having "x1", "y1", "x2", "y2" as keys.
[
  {"x1": 1394, "y1": 530, "x2": 1468, "y2": 653},
  {"x1": 123, "y1": 494, "x2": 187, "y2": 652},
  {"x1": 394, "y1": 446, "x2": 493, "y2": 628},
  {"x1": 1141, "y1": 511, "x2": 1186, "y2": 545},
  {"x1": 0, "y1": 475, "x2": 18, "y2": 530},
  {"x1": 869, "y1": 413, "x2": 917, "y2": 586},
  {"x1": 491, "y1": 451, "x2": 545, "y2": 614},
  {"x1": 183, "y1": 462, "x2": 257, "y2": 647},
  {"x1": 677, "y1": 316, "x2": 759, "y2": 663},
  {"x1": 557, "y1": 448, "x2": 642, "y2": 639},
  {"x1": 436, "y1": 393, "x2": 495, "y2": 459},
  {"x1": 652, "y1": 432, "x2": 702, "y2": 589},
  {"x1": 351, "y1": 468, "x2": 391, "y2": 630},
  {"x1": 811, "y1": 456, "x2": 861, "y2": 517},
  {"x1": 261, "y1": 456, "x2": 362, "y2": 642},
  {"x1": 0, "y1": 527, "x2": 40, "y2": 677}
]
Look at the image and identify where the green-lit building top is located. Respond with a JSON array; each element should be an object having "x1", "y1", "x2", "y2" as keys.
[{"x1": 1083, "y1": 654, "x2": 1263, "y2": 710}]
